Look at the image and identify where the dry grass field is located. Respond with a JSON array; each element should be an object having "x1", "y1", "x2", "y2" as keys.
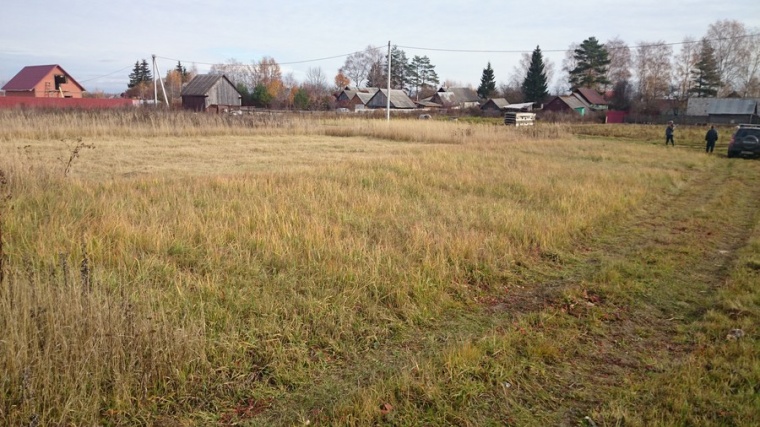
[{"x1": 1, "y1": 109, "x2": 758, "y2": 426}]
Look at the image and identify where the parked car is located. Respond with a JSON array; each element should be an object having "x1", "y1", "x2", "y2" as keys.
[{"x1": 727, "y1": 124, "x2": 760, "y2": 158}]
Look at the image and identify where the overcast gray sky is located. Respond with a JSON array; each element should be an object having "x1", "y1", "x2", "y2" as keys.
[{"x1": 1, "y1": 0, "x2": 758, "y2": 94}]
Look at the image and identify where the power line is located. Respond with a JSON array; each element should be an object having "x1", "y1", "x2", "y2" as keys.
[
  {"x1": 398, "y1": 32, "x2": 760, "y2": 54},
  {"x1": 78, "y1": 64, "x2": 133, "y2": 83},
  {"x1": 155, "y1": 44, "x2": 387, "y2": 68},
  {"x1": 68, "y1": 31, "x2": 760, "y2": 84}
]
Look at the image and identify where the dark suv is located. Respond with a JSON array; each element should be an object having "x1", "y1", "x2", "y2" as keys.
[{"x1": 727, "y1": 124, "x2": 760, "y2": 158}]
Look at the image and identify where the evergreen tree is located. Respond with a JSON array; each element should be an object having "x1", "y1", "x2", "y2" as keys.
[
  {"x1": 127, "y1": 59, "x2": 153, "y2": 90},
  {"x1": 251, "y1": 83, "x2": 273, "y2": 108},
  {"x1": 175, "y1": 61, "x2": 189, "y2": 81},
  {"x1": 139, "y1": 59, "x2": 152, "y2": 82},
  {"x1": 569, "y1": 37, "x2": 611, "y2": 90},
  {"x1": 128, "y1": 61, "x2": 142, "y2": 88},
  {"x1": 408, "y1": 55, "x2": 440, "y2": 100},
  {"x1": 236, "y1": 83, "x2": 252, "y2": 106},
  {"x1": 689, "y1": 38, "x2": 721, "y2": 98},
  {"x1": 477, "y1": 62, "x2": 496, "y2": 99},
  {"x1": 387, "y1": 46, "x2": 410, "y2": 90},
  {"x1": 294, "y1": 88, "x2": 310, "y2": 110},
  {"x1": 521, "y1": 46, "x2": 549, "y2": 103}
]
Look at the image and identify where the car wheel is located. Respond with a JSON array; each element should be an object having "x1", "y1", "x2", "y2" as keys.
[{"x1": 727, "y1": 150, "x2": 739, "y2": 158}]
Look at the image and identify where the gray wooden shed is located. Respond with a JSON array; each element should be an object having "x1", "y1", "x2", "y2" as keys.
[
  {"x1": 366, "y1": 89, "x2": 416, "y2": 109},
  {"x1": 181, "y1": 74, "x2": 242, "y2": 111}
]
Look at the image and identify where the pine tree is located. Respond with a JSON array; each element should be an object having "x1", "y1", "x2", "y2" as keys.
[
  {"x1": 569, "y1": 37, "x2": 611, "y2": 91},
  {"x1": 689, "y1": 38, "x2": 721, "y2": 98},
  {"x1": 521, "y1": 46, "x2": 549, "y2": 103},
  {"x1": 408, "y1": 55, "x2": 440, "y2": 100},
  {"x1": 477, "y1": 62, "x2": 496, "y2": 99}
]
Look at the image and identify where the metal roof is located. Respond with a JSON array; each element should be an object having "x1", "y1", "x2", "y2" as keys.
[
  {"x1": 353, "y1": 92, "x2": 374, "y2": 104},
  {"x1": 370, "y1": 89, "x2": 416, "y2": 109},
  {"x1": 575, "y1": 87, "x2": 607, "y2": 105},
  {"x1": 434, "y1": 91, "x2": 457, "y2": 106},
  {"x1": 559, "y1": 94, "x2": 590, "y2": 110},
  {"x1": 686, "y1": 98, "x2": 712, "y2": 116},
  {"x1": 482, "y1": 98, "x2": 509, "y2": 109},
  {"x1": 504, "y1": 102, "x2": 535, "y2": 111},
  {"x1": 706, "y1": 98, "x2": 757, "y2": 115},
  {"x1": 2, "y1": 64, "x2": 85, "y2": 92},
  {"x1": 446, "y1": 87, "x2": 480, "y2": 103},
  {"x1": 181, "y1": 74, "x2": 239, "y2": 96}
]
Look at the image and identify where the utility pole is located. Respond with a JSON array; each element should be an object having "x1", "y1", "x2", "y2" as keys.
[
  {"x1": 152, "y1": 54, "x2": 169, "y2": 107},
  {"x1": 387, "y1": 41, "x2": 391, "y2": 122}
]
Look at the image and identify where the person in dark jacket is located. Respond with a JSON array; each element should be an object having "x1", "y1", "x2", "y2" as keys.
[
  {"x1": 705, "y1": 125, "x2": 718, "y2": 153},
  {"x1": 665, "y1": 121, "x2": 675, "y2": 146}
]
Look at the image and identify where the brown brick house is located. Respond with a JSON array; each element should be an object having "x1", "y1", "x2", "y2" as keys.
[{"x1": 2, "y1": 64, "x2": 85, "y2": 98}]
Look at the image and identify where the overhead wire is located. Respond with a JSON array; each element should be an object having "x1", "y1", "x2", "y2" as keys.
[{"x1": 61, "y1": 32, "x2": 760, "y2": 84}]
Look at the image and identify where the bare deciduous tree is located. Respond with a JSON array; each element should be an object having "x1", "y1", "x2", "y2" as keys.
[
  {"x1": 340, "y1": 45, "x2": 384, "y2": 88},
  {"x1": 305, "y1": 67, "x2": 328, "y2": 93},
  {"x1": 706, "y1": 19, "x2": 748, "y2": 95},
  {"x1": 209, "y1": 58, "x2": 254, "y2": 88},
  {"x1": 634, "y1": 41, "x2": 673, "y2": 113},
  {"x1": 560, "y1": 42, "x2": 580, "y2": 92},
  {"x1": 672, "y1": 36, "x2": 700, "y2": 101},
  {"x1": 736, "y1": 30, "x2": 760, "y2": 97},
  {"x1": 606, "y1": 37, "x2": 632, "y2": 89}
]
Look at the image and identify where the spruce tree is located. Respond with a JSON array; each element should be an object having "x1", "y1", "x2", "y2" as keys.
[
  {"x1": 689, "y1": 38, "x2": 721, "y2": 98},
  {"x1": 175, "y1": 61, "x2": 188, "y2": 81},
  {"x1": 139, "y1": 59, "x2": 152, "y2": 82},
  {"x1": 569, "y1": 37, "x2": 611, "y2": 90},
  {"x1": 128, "y1": 61, "x2": 142, "y2": 88},
  {"x1": 477, "y1": 62, "x2": 496, "y2": 99},
  {"x1": 521, "y1": 46, "x2": 549, "y2": 103},
  {"x1": 128, "y1": 59, "x2": 153, "y2": 89}
]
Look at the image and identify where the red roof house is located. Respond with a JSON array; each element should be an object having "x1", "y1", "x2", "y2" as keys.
[
  {"x1": 2, "y1": 65, "x2": 86, "y2": 98},
  {"x1": 574, "y1": 87, "x2": 608, "y2": 111}
]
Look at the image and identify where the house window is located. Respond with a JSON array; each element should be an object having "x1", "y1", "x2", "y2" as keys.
[{"x1": 54, "y1": 74, "x2": 67, "y2": 90}]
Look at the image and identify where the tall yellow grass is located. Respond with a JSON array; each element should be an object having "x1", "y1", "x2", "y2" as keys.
[{"x1": 0, "y1": 109, "x2": 705, "y2": 424}]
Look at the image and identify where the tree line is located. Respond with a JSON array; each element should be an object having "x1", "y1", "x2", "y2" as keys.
[
  {"x1": 126, "y1": 19, "x2": 758, "y2": 112},
  {"x1": 485, "y1": 19, "x2": 758, "y2": 113}
]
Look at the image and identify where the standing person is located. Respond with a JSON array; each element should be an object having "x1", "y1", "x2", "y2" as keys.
[
  {"x1": 665, "y1": 121, "x2": 675, "y2": 146},
  {"x1": 705, "y1": 125, "x2": 719, "y2": 153}
]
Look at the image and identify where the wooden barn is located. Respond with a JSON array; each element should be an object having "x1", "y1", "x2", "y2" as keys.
[
  {"x1": 181, "y1": 74, "x2": 242, "y2": 111},
  {"x1": 366, "y1": 89, "x2": 416, "y2": 109},
  {"x1": 481, "y1": 98, "x2": 510, "y2": 115},
  {"x1": 1, "y1": 64, "x2": 85, "y2": 98}
]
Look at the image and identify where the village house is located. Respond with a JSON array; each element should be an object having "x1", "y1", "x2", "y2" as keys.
[
  {"x1": 366, "y1": 89, "x2": 416, "y2": 109},
  {"x1": 428, "y1": 87, "x2": 481, "y2": 109},
  {"x1": 480, "y1": 98, "x2": 510, "y2": 115},
  {"x1": 686, "y1": 98, "x2": 760, "y2": 124},
  {"x1": 573, "y1": 87, "x2": 608, "y2": 111},
  {"x1": 2, "y1": 64, "x2": 85, "y2": 98},
  {"x1": 543, "y1": 93, "x2": 592, "y2": 116}
]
